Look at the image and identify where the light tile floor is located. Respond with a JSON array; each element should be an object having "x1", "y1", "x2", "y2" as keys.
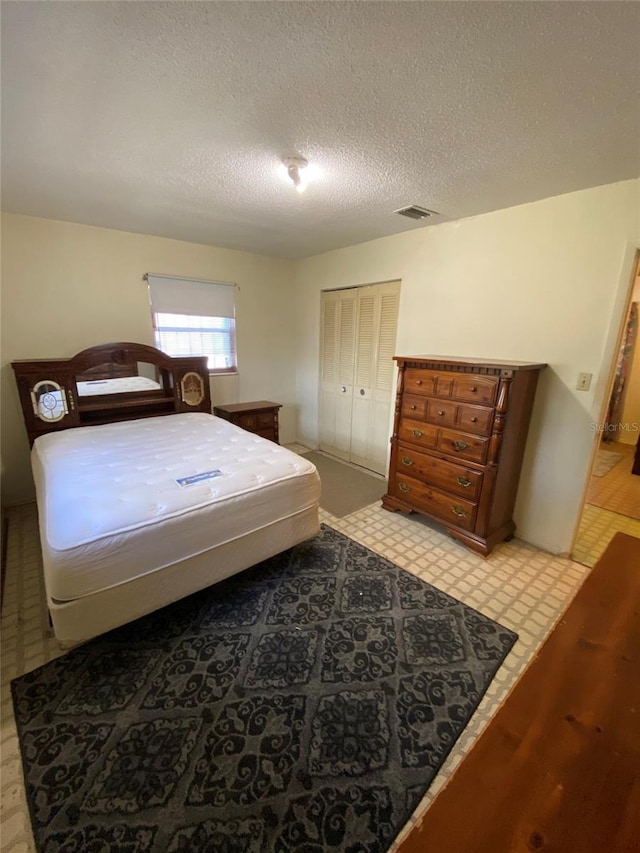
[
  {"x1": 572, "y1": 503, "x2": 640, "y2": 568},
  {"x1": 1, "y1": 501, "x2": 591, "y2": 852},
  {"x1": 586, "y1": 442, "x2": 640, "y2": 519},
  {"x1": 572, "y1": 441, "x2": 640, "y2": 568}
]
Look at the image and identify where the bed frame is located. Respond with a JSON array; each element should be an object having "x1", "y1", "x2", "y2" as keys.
[
  {"x1": 12, "y1": 342, "x2": 320, "y2": 646},
  {"x1": 12, "y1": 341, "x2": 212, "y2": 445}
]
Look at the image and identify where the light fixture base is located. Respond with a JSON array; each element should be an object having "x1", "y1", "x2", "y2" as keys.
[
  {"x1": 283, "y1": 157, "x2": 308, "y2": 170},
  {"x1": 282, "y1": 156, "x2": 309, "y2": 191}
]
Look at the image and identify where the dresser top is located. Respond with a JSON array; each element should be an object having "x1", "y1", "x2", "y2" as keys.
[{"x1": 394, "y1": 355, "x2": 546, "y2": 371}]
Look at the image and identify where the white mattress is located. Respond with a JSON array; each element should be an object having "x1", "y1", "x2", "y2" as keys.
[
  {"x1": 32, "y1": 413, "x2": 320, "y2": 602},
  {"x1": 76, "y1": 375, "x2": 161, "y2": 396}
]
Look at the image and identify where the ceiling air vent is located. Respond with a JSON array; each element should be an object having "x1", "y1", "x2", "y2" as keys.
[{"x1": 394, "y1": 205, "x2": 438, "y2": 220}]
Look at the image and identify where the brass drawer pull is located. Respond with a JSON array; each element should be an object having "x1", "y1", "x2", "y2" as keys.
[
  {"x1": 410, "y1": 405, "x2": 416, "y2": 410},
  {"x1": 470, "y1": 386, "x2": 477, "y2": 393},
  {"x1": 438, "y1": 410, "x2": 444, "y2": 416},
  {"x1": 415, "y1": 379, "x2": 422, "y2": 385},
  {"x1": 456, "y1": 476, "x2": 473, "y2": 488},
  {"x1": 452, "y1": 505, "x2": 470, "y2": 518},
  {"x1": 470, "y1": 416, "x2": 478, "y2": 423},
  {"x1": 399, "y1": 482, "x2": 411, "y2": 493},
  {"x1": 413, "y1": 429, "x2": 424, "y2": 437},
  {"x1": 454, "y1": 440, "x2": 469, "y2": 450},
  {"x1": 401, "y1": 457, "x2": 414, "y2": 467}
]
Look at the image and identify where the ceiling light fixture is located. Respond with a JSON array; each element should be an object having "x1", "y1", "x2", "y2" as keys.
[{"x1": 282, "y1": 157, "x2": 309, "y2": 193}]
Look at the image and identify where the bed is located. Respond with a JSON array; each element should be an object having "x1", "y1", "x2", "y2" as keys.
[{"x1": 12, "y1": 343, "x2": 320, "y2": 645}]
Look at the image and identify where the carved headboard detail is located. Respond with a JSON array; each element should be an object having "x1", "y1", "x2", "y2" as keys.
[{"x1": 12, "y1": 342, "x2": 211, "y2": 445}]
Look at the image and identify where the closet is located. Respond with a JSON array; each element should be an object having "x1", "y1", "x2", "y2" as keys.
[{"x1": 319, "y1": 280, "x2": 400, "y2": 475}]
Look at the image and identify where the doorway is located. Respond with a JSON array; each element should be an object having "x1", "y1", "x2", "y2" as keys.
[
  {"x1": 319, "y1": 280, "x2": 400, "y2": 475},
  {"x1": 572, "y1": 256, "x2": 640, "y2": 566}
]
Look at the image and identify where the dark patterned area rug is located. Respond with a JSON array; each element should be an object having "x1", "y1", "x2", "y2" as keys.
[{"x1": 12, "y1": 525, "x2": 518, "y2": 853}]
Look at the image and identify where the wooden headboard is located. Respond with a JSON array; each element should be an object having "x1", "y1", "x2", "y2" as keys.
[{"x1": 12, "y1": 342, "x2": 212, "y2": 445}]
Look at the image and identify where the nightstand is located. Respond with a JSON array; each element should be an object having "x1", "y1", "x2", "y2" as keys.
[{"x1": 213, "y1": 400, "x2": 282, "y2": 443}]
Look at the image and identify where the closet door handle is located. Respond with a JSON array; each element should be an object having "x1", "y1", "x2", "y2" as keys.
[
  {"x1": 456, "y1": 476, "x2": 473, "y2": 488},
  {"x1": 454, "y1": 440, "x2": 469, "y2": 451},
  {"x1": 399, "y1": 482, "x2": 411, "y2": 493},
  {"x1": 401, "y1": 457, "x2": 414, "y2": 467},
  {"x1": 360, "y1": 388, "x2": 365, "y2": 396},
  {"x1": 341, "y1": 386, "x2": 347, "y2": 393}
]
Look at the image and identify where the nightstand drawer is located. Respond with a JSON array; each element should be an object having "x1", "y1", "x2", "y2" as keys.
[
  {"x1": 238, "y1": 414, "x2": 257, "y2": 430},
  {"x1": 213, "y1": 401, "x2": 282, "y2": 444}
]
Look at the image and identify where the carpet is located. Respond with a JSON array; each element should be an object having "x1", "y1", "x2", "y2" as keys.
[
  {"x1": 303, "y1": 451, "x2": 387, "y2": 517},
  {"x1": 592, "y1": 449, "x2": 624, "y2": 477},
  {"x1": 12, "y1": 526, "x2": 518, "y2": 853}
]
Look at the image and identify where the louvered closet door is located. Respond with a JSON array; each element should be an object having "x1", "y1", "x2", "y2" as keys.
[
  {"x1": 319, "y1": 281, "x2": 400, "y2": 475},
  {"x1": 350, "y1": 281, "x2": 400, "y2": 474},
  {"x1": 319, "y1": 289, "x2": 358, "y2": 460}
]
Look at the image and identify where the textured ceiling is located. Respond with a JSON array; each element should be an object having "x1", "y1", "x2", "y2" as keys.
[{"x1": 2, "y1": 1, "x2": 639, "y2": 259}]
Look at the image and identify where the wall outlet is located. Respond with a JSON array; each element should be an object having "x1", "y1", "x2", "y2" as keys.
[{"x1": 577, "y1": 372, "x2": 592, "y2": 391}]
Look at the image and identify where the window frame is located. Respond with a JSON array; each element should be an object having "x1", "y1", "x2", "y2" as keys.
[{"x1": 146, "y1": 274, "x2": 238, "y2": 376}]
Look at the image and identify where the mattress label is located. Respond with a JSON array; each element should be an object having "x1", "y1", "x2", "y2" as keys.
[{"x1": 176, "y1": 469, "x2": 223, "y2": 487}]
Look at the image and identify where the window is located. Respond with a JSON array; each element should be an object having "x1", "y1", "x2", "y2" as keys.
[
  {"x1": 154, "y1": 313, "x2": 236, "y2": 372},
  {"x1": 146, "y1": 274, "x2": 237, "y2": 374}
]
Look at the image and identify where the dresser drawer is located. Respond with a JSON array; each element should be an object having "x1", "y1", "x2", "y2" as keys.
[
  {"x1": 437, "y1": 428, "x2": 489, "y2": 464},
  {"x1": 426, "y1": 399, "x2": 457, "y2": 428},
  {"x1": 404, "y1": 369, "x2": 437, "y2": 396},
  {"x1": 398, "y1": 418, "x2": 438, "y2": 450},
  {"x1": 456, "y1": 404, "x2": 493, "y2": 436},
  {"x1": 396, "y1": 444, "x2": 483, "y2": 501},
  {"x1": 402, "y1": 395, "x2": 428, "y2": 420},
  {"x1": 392, "y1": 473, "x2": 477, "y2": 531},
  {"x1": 451, "y1": 375, "x2": 498, "y2": 406}
]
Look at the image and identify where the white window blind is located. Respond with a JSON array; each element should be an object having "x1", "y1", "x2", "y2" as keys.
[{"x1": 146, "y1": 274, "x2": 237, "y2": 374}]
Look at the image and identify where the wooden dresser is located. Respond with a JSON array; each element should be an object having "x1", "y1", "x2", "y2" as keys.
[
  {"x1": 382, "y1": 356, "x2": 546, "y2": 555},
  {"x1": 213, "y1": 401, "x2": 281, "y2": 443}
]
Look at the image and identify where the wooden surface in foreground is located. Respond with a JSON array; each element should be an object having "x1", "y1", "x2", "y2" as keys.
[{"x1": 398, "y1": 532, "x2": 640, "y2": 853}]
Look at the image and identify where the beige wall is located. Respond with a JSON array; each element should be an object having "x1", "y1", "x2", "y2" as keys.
[
  {"x1": 1, "y1": 214, "x2": 296, "y2": 504},
  {"x1": 3, "y1": 181, "x2": 639, "y2": 553},
  {"x1": 294, "y1": 180, "x2": 640, "y2": 554}
]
